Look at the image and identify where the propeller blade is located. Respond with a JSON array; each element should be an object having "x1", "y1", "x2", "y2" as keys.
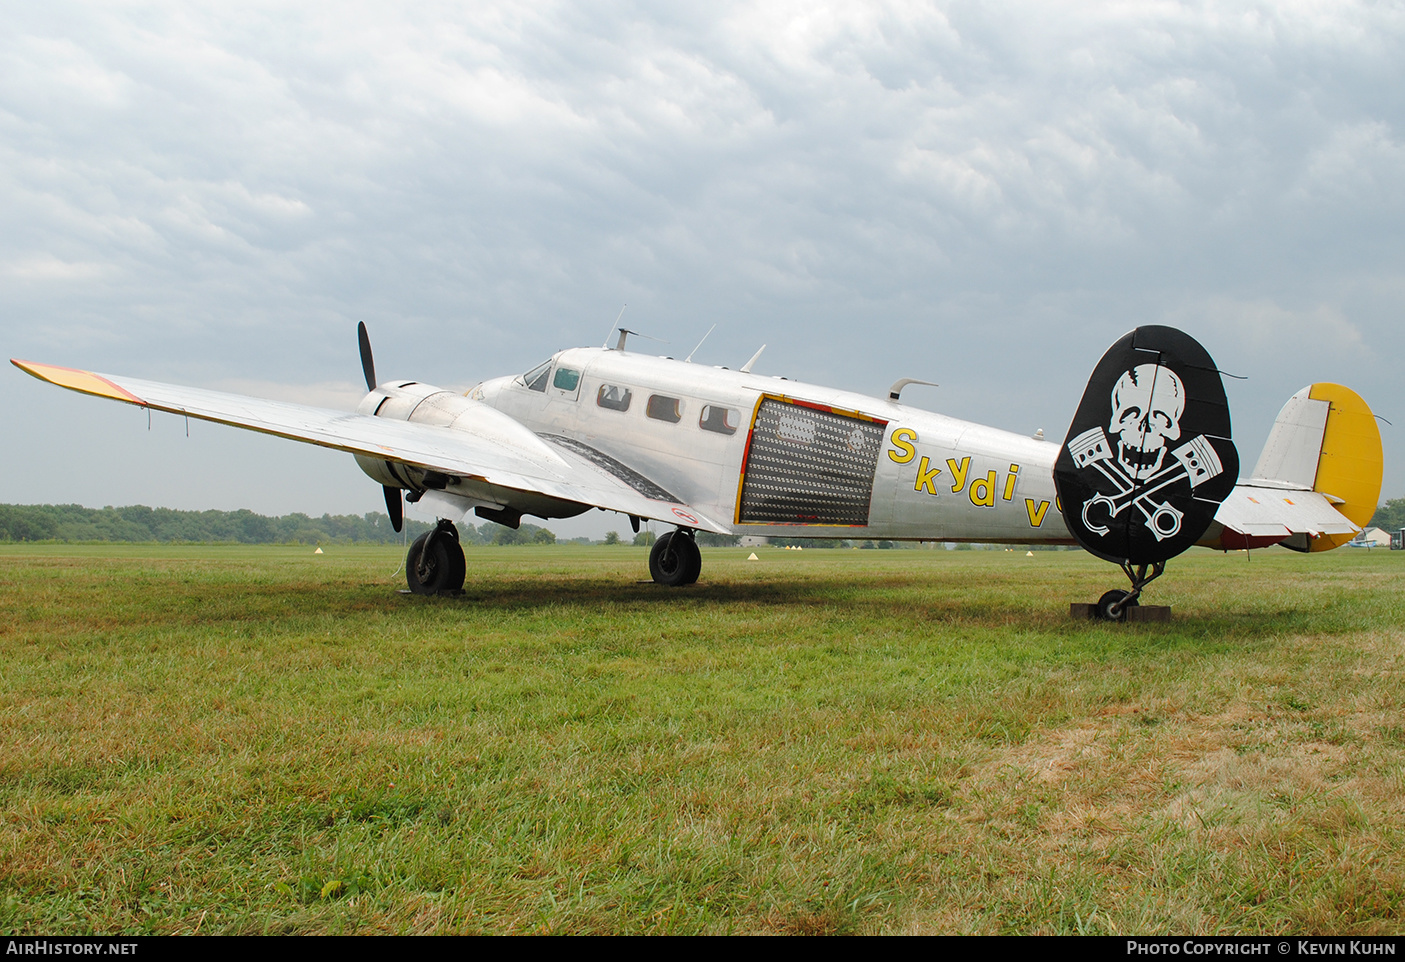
[
  {"x1": 358, "y1": 321, "x2": 376, "y2": 391},
  {"x1": 384, "y1": 485, "x2": 403, "y2": 533}
]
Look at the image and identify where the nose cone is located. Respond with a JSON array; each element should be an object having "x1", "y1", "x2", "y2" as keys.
[{"x1": 470, "y1": 375, "x2": 514, "y2": 407}]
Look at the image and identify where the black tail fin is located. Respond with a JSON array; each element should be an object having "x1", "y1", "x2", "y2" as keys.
[{"x1": 1054, "y1": 326, "x2": 1239, "y2": 565}]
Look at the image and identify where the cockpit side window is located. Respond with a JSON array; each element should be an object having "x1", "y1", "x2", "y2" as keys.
[
  {"x1": 552, "y1": 367, "x2": 581, "y2": 392},
  {"x1": 522, "y1": 360, "x2": 552, "y2": 392},
  {"x1": 699, "y1": 404, "x2": 739, "y2": 435},
  {"x1": 597, "y1": 384, "x2": 632, "y2": 412}
]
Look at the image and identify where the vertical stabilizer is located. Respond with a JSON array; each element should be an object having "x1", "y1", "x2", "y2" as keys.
[
  {"x1": 1250, "y1": 387, "x2": 1328, "y2": 488},
  {"x1": 1250, "y1": 383, "x2": 1383, "y2": 552},
  {"x1": 1054, "y1": 326, "x2": 1238, "y2": 566}
]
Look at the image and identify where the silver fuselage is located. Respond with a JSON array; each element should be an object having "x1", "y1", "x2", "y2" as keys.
[{"x1": 470, "y1": 348, "x2": 1074, "y2": 544}]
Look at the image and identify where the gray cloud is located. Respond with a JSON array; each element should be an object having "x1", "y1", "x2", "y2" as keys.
[{"x1": 3, "y1": 0, "x2": 1402, "y2": 529}]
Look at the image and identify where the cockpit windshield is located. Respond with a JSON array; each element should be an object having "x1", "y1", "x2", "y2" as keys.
[{"x1": 521, "y1": 359, "x2": 552, "y2": 392}]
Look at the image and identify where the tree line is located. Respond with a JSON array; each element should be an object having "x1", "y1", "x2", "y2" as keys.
[
  {"x1": 1369, "y1": 499, "x2": 1405, "y2": 533},
  {"x1": 5, "y1": 498, "x2": 1399, "y2": 546},
  {"x1": 0, "y1": 503, "x2": 559, "y2": 546}
]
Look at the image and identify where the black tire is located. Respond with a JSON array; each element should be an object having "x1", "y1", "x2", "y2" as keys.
[
  {"x1": 406, "y1": 528, "x2": 466, "y2": 595},
  {"x1": 679, "y1": 533, "x2": 702, "y2": 586},
  {"x1": 649, "y1": 531, "x2": 701, "y2": 587},
  {"x1": 1096, "y1": 589, "x2": 1138, "y2": 622}
]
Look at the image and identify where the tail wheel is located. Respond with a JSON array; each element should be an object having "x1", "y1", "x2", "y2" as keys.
[
  {"x1": 407, "y1": 523, "x2": 466, "y2": 595},
  {"x1": 1096, "y1": 589, "x2": 1138, "y2": 622},
  {"x1": 649, "y1": 530, "x2": 701, "y2": 586}
]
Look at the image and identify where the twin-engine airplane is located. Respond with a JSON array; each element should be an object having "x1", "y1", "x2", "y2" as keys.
[{"x1": 12, "y1": 324, "x2": 1383, "y2": 618}]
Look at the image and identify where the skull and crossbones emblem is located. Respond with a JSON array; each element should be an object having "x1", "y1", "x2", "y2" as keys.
[
  {"x1": 1111, "y1": 365, "x2": 1185, "y2": 480},
  {"x1": 1067, "y1": 363, "x2": 1223, "y2": 542}
]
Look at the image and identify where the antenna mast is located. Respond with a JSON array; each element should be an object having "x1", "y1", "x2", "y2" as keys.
[
  {"x1": 601, "y1": 304, "x2": 627, "y2": 349},
  {"x1": 740, "y1": 344, "x2": 767, "y2": 374},
  {"x1": 685, "y1": 324, "x2": 717, "y2": 363}
]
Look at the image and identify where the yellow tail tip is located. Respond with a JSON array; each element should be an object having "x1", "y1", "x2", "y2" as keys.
[{"x1": 1306, "y1": 383, "x2": 1383, "y2": 551}]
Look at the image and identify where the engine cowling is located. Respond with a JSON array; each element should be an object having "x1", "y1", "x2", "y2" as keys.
[
  {"x1": 353, "y1": 381, "x2": 467, "y2": 490},
  {"x1": 351, "y1": 380, "x2": 589, "y2": 523}
]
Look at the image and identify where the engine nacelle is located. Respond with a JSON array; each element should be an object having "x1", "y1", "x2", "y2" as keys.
[
  {"x1": 354, "y1": 380, "x2": 473, "y2": 424},
  {"x1": 351, "y1": 380, "x2": 589, "y2": 523},
  {"x1": 353, "y1": 380, "x2": 475, "y2": 491}
]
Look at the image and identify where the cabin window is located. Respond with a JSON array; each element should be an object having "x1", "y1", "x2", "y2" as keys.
[
  {"x1": 597, "y1": 384, "x2": 632, "y2": 412},
  {"x1": 553, "y1": 367, "x2": 581, "y2": 392},
  {"x1": 522, "y1": 360, "x2": 551, "y2": 392},
  {"x1": 699, "y1": 404, "x2": 739, "y2": 435},
  {"x1": 646, "y1": 394, "x2": 682, "y2": 424}
]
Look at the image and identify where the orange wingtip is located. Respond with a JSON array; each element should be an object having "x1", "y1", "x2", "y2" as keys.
[{"x1": 11, "y1": 359, "x2": 147, "y2": 405}]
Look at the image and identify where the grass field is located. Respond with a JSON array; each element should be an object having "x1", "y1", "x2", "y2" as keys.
[{"x1": 2, "y1": 542, "x2": 1403, "y2": 934}]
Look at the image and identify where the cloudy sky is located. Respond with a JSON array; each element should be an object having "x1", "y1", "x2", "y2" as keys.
[{"x1": 3, "y1": 0, "x2": 1402, "y2": 537}]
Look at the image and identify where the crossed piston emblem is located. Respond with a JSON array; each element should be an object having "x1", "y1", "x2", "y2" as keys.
[{"x1": 1067, "y1": 428, "x2": 1224, "y2": 541}]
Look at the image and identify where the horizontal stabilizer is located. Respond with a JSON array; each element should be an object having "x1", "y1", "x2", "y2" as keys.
[{"x1": 1202, "y1": 483, "x2": 1359, "y2": 551}]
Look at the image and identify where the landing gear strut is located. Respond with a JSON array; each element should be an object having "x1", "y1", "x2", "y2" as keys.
[
  {"x1": 649, "y1": 528, "x2": 701, "y2": 587},
  {"x1": 1095, "y1": 560, "x2": 1165, "y2": 621},
  {"x1": 406, "y1": 519, "x2": 466, "y2": 595}
]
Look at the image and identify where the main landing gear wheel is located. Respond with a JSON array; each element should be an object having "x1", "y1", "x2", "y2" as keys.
[
  {"x1": 406, "y1": 520, "x2": 465, "y2": 595},
  {"x1": 1096, "y1": 589, "x2": 1139, "y2": 622},
  {"x1": 649, "y1": 530, "x2": 701, "y2": 587}
]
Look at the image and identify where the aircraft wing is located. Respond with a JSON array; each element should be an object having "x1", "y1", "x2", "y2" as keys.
[
  {"x1": 1200, "y1": 482, "x2": 1359, "y2": 550},
  {"x1": 11, "y1": 359, "x2": 729, "y2": 534}
]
